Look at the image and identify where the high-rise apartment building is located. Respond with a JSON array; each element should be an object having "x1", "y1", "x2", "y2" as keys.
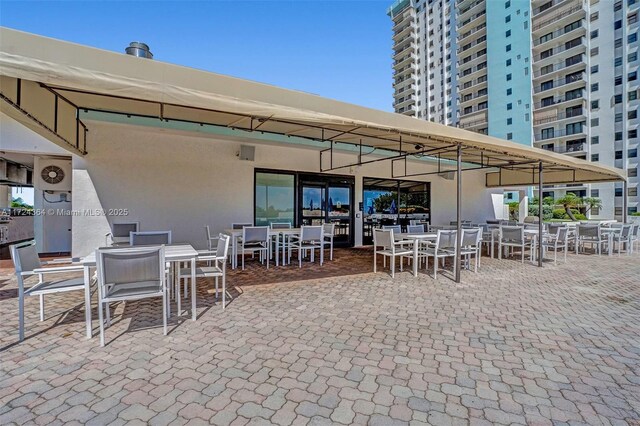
[{"x1": 388, "y1": 0, "x2": 639, "y2": 219}]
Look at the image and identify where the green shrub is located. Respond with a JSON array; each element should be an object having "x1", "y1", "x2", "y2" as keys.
[
  {"x1": 552, "y1": 209, "x2": 567, "y2": 219},
  {"x1": 632, "y1": 212, "x2": 640, "y2": 216},
  {"x1": 528, "y1": 205, "x2": 552, "y2": 221}
]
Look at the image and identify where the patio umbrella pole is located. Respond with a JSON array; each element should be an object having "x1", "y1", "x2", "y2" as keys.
[
  {"x1": 623, "y1": 180, "x2": 628, "y2": 224},
  {"x1": 538, "y1": 162, "x2": 543, "y2": 268},
  {"x1": 455, "y1": 144, "x2": 462, "y2": 283}
]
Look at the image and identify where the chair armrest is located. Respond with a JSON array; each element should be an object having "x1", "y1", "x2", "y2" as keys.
[
  {"x1": 42, "y1": 258, "x2": 82, "y2": 265},
  {"x1": 32, "y1": 265, "x2": 85, "y2": 274}
]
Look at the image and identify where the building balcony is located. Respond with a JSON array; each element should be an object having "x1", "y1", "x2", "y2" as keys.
[
  {"x1": 393, "y1": 64, "x2": 417, "y2": 78},
  {"x1": 458, "y1": 64, "x2": 487, "y2": 83},
  {"x1": 534, "y1": 128, "x2": 586, "y2": 142},
  {"x1": 458, "y1": 115, "x2": 488, "y2": 130},
  {"x1": 532, "y1": 20, "x2": 584, "y2": 47},
  {"x1": 532, "y1": 0, "x2": 576, "y2": 18},
  {"x1": 457, "y1": 10, "x2": 486, "y2": 34},
  {"x1": 393, "y1": 43, "x2": 416, "y2": 60},
  {"x1": 533, "y1": 108, "x2": 584, "y2": 126},
  {"x1": 393, "y1": 53, "x2": 417, "y2": 70},
  {"x1": 393, "y1": 74, "x2": 416, "y2": 87},
  {"x1": 458, "y1": 23, "x2": 486, "y2": 45},
  {"x1": 457, "y1": 36, "x2": 487, "y2": 55},
  {"x1": 533, "y1": 73, "x2": 585, "y2": 94},
  {"x1": 533, "y1": 37, "x2": 586, "y2": 62},
  {"x1": 393, "y1": 22, "x2": 417, "y2": 41},
  {"x1": 458, "y1": 50, "x2": 487, "y2": 68},
  {"x1": 460, "y1": 104, "x2": 488, "y2": 118},
  {"x1": 533, "y1": 93, "x2": 584, "y2": 110},
  {"x1": 459, "y1": 92, "x2": 488, "y2": 106},
  {"x1": 397, "y1": 106, "x2": 416, "y2": 116},
  {"x1": 393, "y1": 96, "x2": 415, "y2": 110},
  {"x1": 457, "y1": 0, "x2": 485, "y2": 20},
  {"x1": 394, "y1": 85, "x2": 415, "y2": 98},
  {"x1": 533, "y1": 54, "x2": 585, "y2": 78},
  {"x1": 532, "y1": 4, "x2": 585, "y2": 33},
  {"x1": 460, "y1": 76, "x2": 488, "y2": 92},
  {"x1": 539, "y1": 141, "x2": 587, "y2": 155}
]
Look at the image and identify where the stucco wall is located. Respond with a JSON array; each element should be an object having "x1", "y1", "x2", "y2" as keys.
[{"x1": 71, "y1": 121, "x2": 501, "y2": 257}]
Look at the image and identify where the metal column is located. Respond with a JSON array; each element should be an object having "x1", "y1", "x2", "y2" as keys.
[
  {"x1": 623, "y1": 180, "x2": 628, "y2": 223},
  {"x1": 538, "y1": 162, "x2": 544, "y2": 267},
  {"x1": 455, "y1": 145, "x2": 462, "y2": 283}
]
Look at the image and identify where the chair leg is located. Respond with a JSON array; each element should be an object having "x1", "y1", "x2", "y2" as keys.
[
  {"x1": 18, "y1": 284, "x2": 25, "y2": 342},
  {"x1": 433, "y1": 256, "x2": 438, "y2": 279},
  {"x1": 98, "y1": 300, "x2": 105, "y2": 347},
  {"x1": 299, "y1": 247, "x2": 302, "y2": 268},
  {"x1": 105, "y1": 303, "x2": 111, "y2": 327},
  {"x1": 373, "y1": 250, "x2": 377, "y2": 273},
  {"x1": 391, "y1": 256, "x2": 395, "y2": 278},
  {"x1": 162, "y1": 291, "x2": 168, "y2": 336},
  {"x1": 215, "y1": 276, "x2": 219, "y2": 300},
  {"x1": 39, "y1": 294, "x2": 44, "y2": 321},
  {"x1": 330, "y1": 240, "x2": 334, "y2": 261}
]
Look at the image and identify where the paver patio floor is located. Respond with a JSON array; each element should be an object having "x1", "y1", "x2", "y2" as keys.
[{"x1": 1, "y1": 248, "x2": 639, "y2": 425}]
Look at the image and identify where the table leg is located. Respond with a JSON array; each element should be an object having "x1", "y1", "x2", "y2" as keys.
[
  {"x1": 413, "y1": 241, "x2": 418, "y2": 277},
  {"x1": 84, "y1": 265, "x2": 92, "y2": 339},
  {"x1": 191, "y1": 257, "x2": 197, "y2": 320}
]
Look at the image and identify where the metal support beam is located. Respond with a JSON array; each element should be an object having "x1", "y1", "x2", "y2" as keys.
[
  {"x1": 538, "y1": 162, "x2": 544, "y2": 268},
  {"x1": 622, "y1": 180, "x2": 628, "y2": 223},
  {"x1": 455, "y1": 145, "x2": 462, "y2": 283}
]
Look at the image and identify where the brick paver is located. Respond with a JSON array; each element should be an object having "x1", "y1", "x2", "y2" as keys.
[{"x1": 1, "y1": 248, "x2": 639, "y2": 425}]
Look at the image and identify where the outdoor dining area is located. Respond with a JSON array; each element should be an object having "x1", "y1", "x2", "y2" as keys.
[
  {"x1": 372, "y1": 220, "x2": 640, "y2": 279},
  {"x1": 8, "y1": 217, "x2": 638, "y2": 347}
]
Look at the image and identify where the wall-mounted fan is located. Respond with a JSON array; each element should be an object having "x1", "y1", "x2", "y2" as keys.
[{"x1": 40, "y1": 165, "x2": 65, "y2": 185}]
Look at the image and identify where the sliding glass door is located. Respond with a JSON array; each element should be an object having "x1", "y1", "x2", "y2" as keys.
[{"x1": 255, "y1": 172, "x2": 295, "y2": 226}]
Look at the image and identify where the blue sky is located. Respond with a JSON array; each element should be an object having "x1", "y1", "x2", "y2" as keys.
[{"x1": 0, "y1": 0, "x2": 394, "y2": 111}]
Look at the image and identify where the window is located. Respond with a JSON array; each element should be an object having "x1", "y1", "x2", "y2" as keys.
[
  {"x1": 630, "y1": 33, "x2": 638, "y2": 43},
  {"x1": 566, "y1": 88, "x2": 582, "y2": 100},
  {"x1": 506, "y1": 133, "x2": 513, "y2": 140},
  {"x1": 630, "y1": 91, "x2": 638, "y2": 101},
  {"x1": 615, "y1": 56, "x2": 623, "y2": 66},
  {"x1": 507, "y1": 103, "x2": 513, "y2": 110},
  {"x1": 591, "y1": 136, "x2": 599, "y2": 144},
  {"x1": 630, "y1": 149, "x2": 639, "y2": 157},
  {"x1": 506, "y1": 59, "x2": 512, "y2": 66},
  {"x1": 630, "y1": 52, "x2": 638, "y2": 62},
  {"x1": 505, "y1": 0, "x2": 510, "y2": 7},
  {"x1": 541, "y1": 49, "x2": 553, "y2": 59},
  {"x1": 615, "y1": 1, "x2": 623, "y2": 11},
  {"x1": 590, "y1": 12, "x2": 599, "y2": 21},
  {"x1": 566, "y1": 38, "x2": 581, "y2": 49},
  {"x1": 255, "y1": 172, "x2": 295, "y2": 226},
  {"x1": 505, "y1": 15, "x2": 511, "y2": 23},
  {"x1": 591, "y1": 118, "x2": 599, "y2": 126},
  {"x1": 630, "y1": 71, "x2": 638, "y2": 81},
  {"x1": 478, "y1": 101, "x2": 487, "y2": 110},
  {"x1": 615, "y1": 20, "x2": 622, "y2": 30},
  {"x1": 591, "y1": 83, "x2": 599, "y2": 92},
  {"x1": 507, "y1": 118, "x2": 512, "y2": 125},
  {"x1": 507, "y1": 88, "x2": 512, "y2": 95},
  {"x1": 506, "y1": 29, "x2": 511, "y2": 37},
  {"x1": 591, "y1": 100, "x2": 600, "y2": 109},
  {"x1": 566, "y1": 122, "x2": 583, "y2": 135},
  {"x1": 507, "y1": 73, "x2": 512, "y2": 81},
  {"x1": 615, "y1": 75, "x2": 623, "y2": 85},
  {"x1": 629, "y1": 13, "x2": 639, "y2": 25},
  {"x1": 591, "y1": 65, "x2": 599, "y2": 73},
  {"x1": 591, "y1": 189, "x2": 600, "y2": 197},
  {"x1": 615, "y1": 150, "x2": 623, "y2": 160},
  {"x1": 616, "y1": 113, "x2": 623, "y2": 122},
  {"x1": 630, "y1": 168, "x2": 638, "y2": 177},
  {"x1": 629, "y1": 188, "x2": 638, "y2": 197},
  {"x1": 539, "y1": 33, "x2": 552, "y2": 44},
  {"x1": 590, "y1": 30, "x2": 599, "y2": 39},
  {"x1": 616, "y1": 132, "x2": 623, "y2": 141},
  {"x1": 615, "y1": 94, "x2": 623, "y2": 104},
  {"x1": 541, "y1": 80, "x2": 553, "y2": 91},
  {"x1": 630, "y1": 129, "x2": 638, "y2": 138},
  {"x1": 629, "y1": 110, "x2": 638, "y2": 119},
  {"x1": 590, "y1": 47, "x2": 599, "y2": 56},
  {"x1": 541, "y1": 128, "x2": 554, "y2": 139},
  {"x1": 615, "y1": 208, "x2": 623, "y2": 216},
  {"x1": 541, "y1": 96, "x2": 554, "y2": 107},
  {"x1": 591, "y1": 154, "x2": 599, "y2": 161},
  {"x1": 615, "y1": 188, "x2": 623, "y2": 197}
]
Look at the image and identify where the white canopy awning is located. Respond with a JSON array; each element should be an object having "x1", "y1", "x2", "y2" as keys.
[{"x1": 0, "y1": 27, "x2": 626, "y2": 187}]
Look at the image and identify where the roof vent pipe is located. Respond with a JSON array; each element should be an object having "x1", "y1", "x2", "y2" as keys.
[{"x1": 125, "y1": 42, "x2": 153, "y2": 59}]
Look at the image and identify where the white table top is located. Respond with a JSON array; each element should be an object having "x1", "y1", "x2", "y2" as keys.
[
  {"x1": 396, "y1": 233, "x2": 437, "y2": 239},
  {"x1": 81, "y1": 243, "x2": 198, "y2": 266},
  {"x1": 224, "y1": 228, "x2": 302, "y2": 236}
]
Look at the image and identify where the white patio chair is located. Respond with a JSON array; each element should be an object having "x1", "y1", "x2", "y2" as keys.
[
  {"x1": 407, "y1": 224, "x2": 425, "y2": 234},
  {"x1": 240, "y1": 226, "x2": 270, "y2": 270},
  {"x1": 498, "y1": 226, "x2": 530, "y2": 263},
  {"x1": 269, "y1": 222, "x2": 291, "y2": 262},
  {"x1": 9, "y1": 240, "x2": 86, "y2": 342},
  {"x1": 130, "y1": 231, "x2": 172, "y2": 246},
  {"x1": 576, "y1": 224, "x2": 606, "y2": 255},
  {"x1": 323, "y1": 223, "x2": 336, "y2": 260},
  {"x1": 373, "y1": 229, "x2": 413, "y2": 278},
  {"x1": 612, "y1": 225, "x2": 632, "y2": 256},
  {"x1": 179, "y1": 234, "x2": 231, "y2": 309},
  {"x1": 290, "y1": 225, "x2": 324, "y2": 268},
  {"x1": 95, "y1": 245, "x2": 168, "y2": 347},
  {"x1": 105, "y1": 222, "x2": 139, "y2": 246},
  {"x1": 630, "y1": 224, "x2": 639, "y2": 254},
  {"x1": 459, "y1": 228, "x2": 481, "y2": 272},
  {"x1": 382, "y1": 225, "x2": 402, "y2": 234},
  {"x1": 205, "y1": 225, "x2": 219, "y2": 252},
  {"x1": 418, "y1": 229, "x2": 458, "y2": 279},
  {"x1": 270, "y1": 222, "x2": 292, "y2": 229},
  {"x1": 541, "y1": 226, "x2": 569, "y2": 264}
]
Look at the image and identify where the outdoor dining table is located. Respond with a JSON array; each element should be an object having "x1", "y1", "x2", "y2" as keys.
[
  {"x1": 224, "y1": 228, "x2": 301, "y2": 269},
  {"x1": 395, "y1": 232, "x2": 437, "y2": 277},
  {"x1": 80, "y1": 243, "x2": 199, "y2": 339},
  {"x1": 596, "y1": 227, "x2": 620, "y2": 256},
  {"x1": 488, "y1": 228, "x2": 541, "y2": 261}
]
